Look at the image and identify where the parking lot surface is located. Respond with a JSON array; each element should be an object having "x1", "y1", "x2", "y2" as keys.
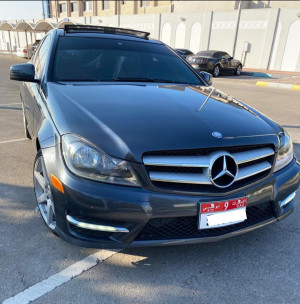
[{"x1": 1, "y1": 54, "x2": 300, "y2": 304}]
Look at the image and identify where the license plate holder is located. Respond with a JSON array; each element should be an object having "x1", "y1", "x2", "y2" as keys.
[{"x1": 198, "y1": 197, "x2": 247, "y2": 230}]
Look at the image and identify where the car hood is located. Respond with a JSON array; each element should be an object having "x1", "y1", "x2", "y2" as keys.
[{"x1": 47, "y1": 83, "x2": 280, "y2": 162}]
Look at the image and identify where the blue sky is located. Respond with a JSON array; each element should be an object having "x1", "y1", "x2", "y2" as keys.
[{"x1": 0, "y1": 1, "x2": 43, "y2": 21}]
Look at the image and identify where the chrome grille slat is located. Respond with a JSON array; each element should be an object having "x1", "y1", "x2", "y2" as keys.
[
  {"x1": 143, "y1": 155, "x2": 210, "y2": 167},
  {"x1": 236, "y1": 161, "x2": 272, "y2": 181},
  {"x1": 143, "y1": 147, "x2": 274, "y2": 167},
  {"x1": 143, "y1": 145, "x2": 275, "y2": 192},
  {"x1": 149, "y1": 171, "x2": 211, "y2": 184},
  {"x1": 232, "y1": 147, "x2": 274, "y2": 164}
]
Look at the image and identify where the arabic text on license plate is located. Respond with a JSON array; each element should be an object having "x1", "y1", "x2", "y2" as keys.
[{"x1": 199, "y1": 197, "x2": 247, "y2": 230}]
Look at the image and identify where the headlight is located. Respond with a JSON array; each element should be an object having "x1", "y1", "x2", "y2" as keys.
[
  {"x1": 274, "y1": 131, "x2": 294, "y2": 172},
  {"x1": 62, "y1": 134, "x2": 140, "y2": 187}
]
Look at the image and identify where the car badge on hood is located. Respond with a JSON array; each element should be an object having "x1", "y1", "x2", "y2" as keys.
[{"x1": 212, "y1": 132, "x2": 223, "y2": 138}]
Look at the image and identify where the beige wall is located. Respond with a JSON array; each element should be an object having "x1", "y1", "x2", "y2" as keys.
[
  {"x1": 50, "y1": 1, "x2": 172, "y2": 18},
  {"x1": 50, "y1": 1, "x2": 300, "y2": 18},
  {"x1": 249, "y1": 0, "x2": 300, "y2": 9},
  {"x1": 173, "y1": 1, "x2": 243, "y2": 13}
]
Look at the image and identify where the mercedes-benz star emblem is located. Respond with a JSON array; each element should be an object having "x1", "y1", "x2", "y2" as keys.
[
  {"x1": 212, "y1": 132, "x2": 222, "y2": 138},
  {"x1": 210, "y1": 153, "x2": 238, "y2": 188}
]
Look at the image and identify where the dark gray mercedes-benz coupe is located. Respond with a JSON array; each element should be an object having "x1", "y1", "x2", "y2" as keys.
[{"x1": 10, "y1": 25, "x2": 300, "y2": 248}]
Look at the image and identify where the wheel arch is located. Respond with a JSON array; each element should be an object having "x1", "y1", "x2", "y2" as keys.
[{"x1": 34, "y1": 118, "x2": 59, "y2": 153}]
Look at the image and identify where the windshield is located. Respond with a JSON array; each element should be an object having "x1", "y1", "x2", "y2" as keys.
[
  {"x1": 177, "y1": 49, "x2": 193, "y2": 55},
  {"x1": 53, "y1": 37, "x2": 203, "y2": 84}
]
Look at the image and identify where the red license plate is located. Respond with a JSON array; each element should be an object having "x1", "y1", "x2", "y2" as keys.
[{"x1": 201, "y1": 197, "x2": 247, "y2": 214}]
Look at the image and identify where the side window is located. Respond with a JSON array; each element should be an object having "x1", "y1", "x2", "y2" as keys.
[
  {"x1": 213, "y1": 52, "x2": 221, "y2": 59},
  {"x1": 33, "y1": 35, "x2": 51, "y2": 79},
  {"x1": 222, "y1": 52, "x2": 231, "y2": 59}
]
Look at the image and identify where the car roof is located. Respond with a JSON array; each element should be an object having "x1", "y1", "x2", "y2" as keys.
[{"x1": 55, "y1": 28, "x2": 162, "y2": 45}]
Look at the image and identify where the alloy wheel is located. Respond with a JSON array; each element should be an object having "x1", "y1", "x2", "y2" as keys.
[
  {"x1": 236, "y1": 65, "x2": 242, "y2": 75},
  {"x1": 213, "y1": 65, "x2": 220, "y2": 77},
  {"x1": 34, "y1": 155, "x2": 56, "y2": 230}
]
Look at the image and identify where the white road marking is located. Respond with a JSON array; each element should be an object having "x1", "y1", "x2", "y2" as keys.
[
  {"x1": 3, "y1": 249, "x2": 121, "y2": 304},
  {"x1": 0, "y1": 138, "x2": 27, "y2": 144},
  {"x1": 0, "y1": 103, "x2": 22, "y2": 106}
]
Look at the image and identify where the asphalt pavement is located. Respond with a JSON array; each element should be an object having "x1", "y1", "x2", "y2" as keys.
[{"x1": 0, "y1": 54, "x2": 300, "y2": 304}]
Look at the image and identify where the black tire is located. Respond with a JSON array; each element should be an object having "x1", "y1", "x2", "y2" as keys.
[
  {"x1": 212, "y1": 65, "x2": 220, "y2": 77},
  {"x1": 22, "y1": 103, "x2": 31, "y2": 139},
  {"x1": 234, "y1": 64, "x2": 242, "y2": 76}
]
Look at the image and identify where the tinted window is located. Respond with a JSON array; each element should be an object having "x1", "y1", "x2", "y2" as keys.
[
  {"x1": 53, "y1": 37, "x2": 203, "y2": 85},
  {"x1": 196, "y1": 51, "x2": 214, "y2": 57},
  {"x1": 221, "y1": 52, "x2": 231, "y2": 59},
  {"x1": 177, "y1": 49, "x2": 193, "y2": 55},
  {"x1": 213, "y1": 52, "x2": 221, "y2": 59},
  {"x1": 34, "y1": 35, "x2": 51, "y2": 78}
]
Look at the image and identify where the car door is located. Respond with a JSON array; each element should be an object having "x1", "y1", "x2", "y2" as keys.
[
  {"x1": 21, "y1": 38, "x2": 46, "y2": 136},
  {"x1": 31, "y1": 35, "x2": 52, "y2": 139},
  {"x1": 220, "y1": 52, "x2": 232, "y2": 72},
  {"x1": 223, "y1": 52, "x2": 235, "y2": 72}
]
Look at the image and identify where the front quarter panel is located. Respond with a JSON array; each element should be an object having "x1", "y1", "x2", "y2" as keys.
[{"x1": 33, "y1": 86, "x2": 60, "y2": 151}]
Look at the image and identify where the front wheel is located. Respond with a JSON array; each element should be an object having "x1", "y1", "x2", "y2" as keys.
[
  {"x1": 212, "y1": 65, "x2": 220, "y2": 77},
  {"x1": 33, "y1": 151, "x2": 57, "y2": 232},
  {"x1": 234, "y1": 64, "x2": 242, "y2": 76}
]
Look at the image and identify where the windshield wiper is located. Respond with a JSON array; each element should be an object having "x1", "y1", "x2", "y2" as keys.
[{"x1": 114, "y1": 77, "x2": 186, "y2": 84}]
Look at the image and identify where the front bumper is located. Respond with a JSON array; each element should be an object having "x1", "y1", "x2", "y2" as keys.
[{"x1": 42, "y1": 146, "x2": 300, "y2": 248}]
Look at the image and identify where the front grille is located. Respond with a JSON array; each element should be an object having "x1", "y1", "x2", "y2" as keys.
[
  {"x1": 143, "y1": 145, "x2": 275, "y2": 194},
  {"x1": 136, "y1": 202, "x2": 274, "y2": 241}
]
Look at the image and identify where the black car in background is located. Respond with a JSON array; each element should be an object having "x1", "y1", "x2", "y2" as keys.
[
  {"x1": 175, "y1": 48, "x2": 194, "y2": 59},
  {"x1": 187, "y1": 50, "x2": 242, "y2": 77},
  {"x1": 9, "y1": 25, "x2": 300, "y2": 248}
]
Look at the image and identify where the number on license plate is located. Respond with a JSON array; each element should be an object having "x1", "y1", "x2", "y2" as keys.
[{"x1": 199, "y1": 197, "x2": 247, "y2": 230}]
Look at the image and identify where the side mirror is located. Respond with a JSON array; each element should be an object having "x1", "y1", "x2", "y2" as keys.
[
  {"x1": 200, "y1": 71, "x2": 213, "y2": 86},
  {"x1": 229, "y1": 56, "x2": 233, "y2": 60},
  {"x1": 10, "y1": 63, "x2": 39, "y2": 83}
]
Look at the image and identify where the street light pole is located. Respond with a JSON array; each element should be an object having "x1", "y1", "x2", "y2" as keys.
[
  {"x1": 42, "y1": 0, "x2": 45, "y2": 19},
  {"x1": 232, "y1": 0, "x2": 242, "y2": 58}
]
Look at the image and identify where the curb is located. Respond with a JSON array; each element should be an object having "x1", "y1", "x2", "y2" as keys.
[
  {"x1": 256, "y1": 81, "x2": 300, "y2": 91},
  {"x1": 242, "y1": 72, "x2": 272, "y2": 78}
]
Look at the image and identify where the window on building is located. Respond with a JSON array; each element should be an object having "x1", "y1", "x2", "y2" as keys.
[
  {"x1": 140, "y1": 1, "x2": 150, "y2": 7},
  {"x1": 59, "y1": 3, "x2": 67, "y2": 13},
  {"x1": 71, "y1": 2, "x2": 78, "y2": 12},
  {"x1": 84, "y1": 1, "x2": 93, "y2": 11},
  {"x1": 102, "y1": 0, "x2": 110, "y2": 10}
]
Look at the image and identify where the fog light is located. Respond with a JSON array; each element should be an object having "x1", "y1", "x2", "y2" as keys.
[
  {"x1": 280, "y1": 192, "x2": 296, "y2": 207},
  {"x1": 66, "y1": 215, "x2": 129, "y2": 233}
]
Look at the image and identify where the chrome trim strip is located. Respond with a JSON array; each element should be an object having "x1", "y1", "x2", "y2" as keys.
[
  {"x1": 143, "y1": 155, "x2": 210, "y2": 167},
  {"x1": 143, "y1": 147, "x2": 274, "y2": 167},
  {"x1": 280, "y1": 192, "x2": 296, "y2": 207},
  {"x1": 66, "y1": 215, "x2": 129, "y2": 233},
  {"x1": 236, "y1": 161, "x2": 271, "y2": 181},
  {"x1": 232, "y1": 147, "x2": 274, "y2": 164},
  {"x1": 149, "y1": 171, "x2": 211, "y2": 184}
]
